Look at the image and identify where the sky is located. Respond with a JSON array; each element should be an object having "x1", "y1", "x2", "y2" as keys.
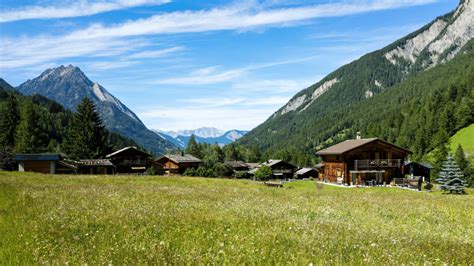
[{"x1": 0, "y1": 0, "x2": 459, "y2": 131}]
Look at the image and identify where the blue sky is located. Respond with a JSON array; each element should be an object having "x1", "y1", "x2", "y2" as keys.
[{"x1": 0, "y1": 0, "x2": 459, "y2": 131}]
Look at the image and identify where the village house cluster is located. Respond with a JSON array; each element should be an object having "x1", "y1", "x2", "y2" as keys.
[{"x1": 14, "y1": 136, "x2": 433, "y2": 188}]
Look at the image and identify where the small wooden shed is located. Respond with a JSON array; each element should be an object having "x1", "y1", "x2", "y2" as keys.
[{"x1": 15, "y1": 153, "x2": 76, "y2": 174}]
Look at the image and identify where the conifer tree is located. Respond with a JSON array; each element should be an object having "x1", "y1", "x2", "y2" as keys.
[
  {"x1": 15, "y1": 102, "x2": 48, "y2": 153},
  {"x1": 436, "y1": 154, "x2": 467, "y2": 194},
  {"x1": 0, "y1": 94, "x2": 20, "y2": 170},
  {"x1": 67, "y1": 97, "x2": 108, "y2": 159},
  {"x1": 0, "y1": 94, "x2": 20, "y2": 147},
  {"x1": 185, "y1": 135, "x2": 202, "y2": 158}
]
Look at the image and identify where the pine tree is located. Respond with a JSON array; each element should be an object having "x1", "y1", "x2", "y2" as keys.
[
  {"x1": 185, "y1": 135, "x2": 202, "y2": 158},
  {"x1": 0, "y1": 94, "x2": 20, "y2": 170},
  {"x1": 436, "y1": 154, "x2": 467, "y2": 194},
  {"x1": 454, "y1": 144, "x2": 469, "y2": 173},
  {"x1": 15, "y1": 102, "x2": 48, "y2": 153},
  {"x1": 67, "y1": 97, "x2": 108, "y2": 159},
  {"x1": 0, "y1": 94, "x2": 19, "y2": 147}
]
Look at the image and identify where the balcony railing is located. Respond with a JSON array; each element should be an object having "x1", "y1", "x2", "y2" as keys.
[{"x1": 354, "y1": 159, "x2": 401, "y2": 169}]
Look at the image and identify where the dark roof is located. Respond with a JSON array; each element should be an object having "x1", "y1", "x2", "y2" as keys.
[
  {"x1": 225, "y1": 161, "x2": 249, "y2": 168},
  {"x1": 79, "y1": 159, "x2": 114, "y2": 166},
  {"x1": 404, "y1": 161, "x2": 434, "y2": 169},
  {"x1": 106, "y1": 146, "x2": 152, "y2": 158},
  {"x1": 262, "y1": 159, "x2": 296, "y2": 169},
  {"x1": 57, "y1": 160, "x2": 78, "y2": 169},
  {"x1": 316, "y1": 138, "x2": 412, "y2": 155},
  {"x1": 15, "y1": 153, "x2": 61, "y2": 161},
  {"x1": 160, "y1": 154, "x2": 202, "y2": 164}
]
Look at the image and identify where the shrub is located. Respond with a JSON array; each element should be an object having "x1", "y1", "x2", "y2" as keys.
[{"x1": 254, "y1": 165, "x2": 273, "y2": 181}]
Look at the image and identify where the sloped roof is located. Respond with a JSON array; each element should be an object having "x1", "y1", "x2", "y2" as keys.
[
  {"x1": 79, "y1": 159, "x2": 114, "y2": 166},
  {"x1": 225, "y1": 161, "x2": 249, "y2": 168},
  {"x1": 161, "y1": 154, "x2": 202, "y2": 164},
  {"x1": 15, "y1": 153, "x2": 61, "y2": 161},
  {"x1": 316, "y1": 138, "x2": 412, "y2": 155},
  {"x1": 106, "y1": 146, "x2": 152, "y2": 158},
  {"x1": 296, "y1": 168, "x2": 316, "y2": 175},
  {"x1": 405, "y1": 161, "x2": 434, "y2": 169}
]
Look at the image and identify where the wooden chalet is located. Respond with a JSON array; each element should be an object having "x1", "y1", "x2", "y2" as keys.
[
  {"x1": 225, "y1": 161, "x2": 250, "y2": 171},
  {"x1": 404, "y1": 161, "x2": 433, "y2": 182},
  {"x1": 77, "y1": 159, "x2": 115, "y2": 175},
  {"x1": 296, "y1": 168, "x2": 318, "y2": 179},
  {"x1": 156, "y1": 154, "x2": 202, "y2": 175},
  {"x1": 15, "y1": 153, "x2": 76, "y2": 174},
  {"x1": 316, "y1": 138, "x2": 412, "y2": 186},
  {"x1": 105, "y1": 146, "x2": 153, "y2": 174},
  {"x1": 249, "y1": 159, "x2": 296, "y2": 180}
]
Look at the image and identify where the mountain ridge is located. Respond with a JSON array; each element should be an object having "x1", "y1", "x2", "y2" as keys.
[
  {"x1": 156, "y1": 128, "x2": 248, "y2": 148},
  {"x1": 16, "y1": 65, "x2": 175, "y2": 155},
  {"x1": 238, "y1": 0, "x2": 474, "y2": 160}
]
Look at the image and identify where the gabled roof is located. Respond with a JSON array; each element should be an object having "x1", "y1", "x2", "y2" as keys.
[
  {"x1": 79, "y1": 159, "x2": 114, "y2": 166},
  {"x1": 15, "y1": 153, "x2": 62, "y2": 161},
  {"x1": 296, "y1": 168, "x2": 316, "y2": 175},
  {"x1": 262, "y1": 159, "x2": 296, "y2": 169},
  {"x1": 225, "y1": 161, "x2": 249, "y2": 169},
  {"x1": 105, "y1": 146, "x2": 152, "y2": 158},
  {"x1": 404, "y1": 161, "x2": 434, "y2": 169},
  {"x1": 316, "y1": 138, "x2": 412, "y2": 155},
  {"x1": 160, "y1": 154, "x2": 202, "y2": 164}
]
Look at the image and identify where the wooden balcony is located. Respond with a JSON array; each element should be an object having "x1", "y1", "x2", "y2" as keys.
[{"x1": 354, "y1": 159, "x2": 401, "y2": 170}]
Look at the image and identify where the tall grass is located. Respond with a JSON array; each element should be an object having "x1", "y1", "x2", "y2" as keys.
[{"x1": 0, "y1": 172, "x2": 473, "y2": 264}]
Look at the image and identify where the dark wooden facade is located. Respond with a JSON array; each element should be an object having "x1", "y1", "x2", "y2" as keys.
[
  {"x1": 156, "y1": 154, "x2": 202, "y2": 175},
  {"x1": 404, "y1": 162, "x2": 433, "y2": 182},
  {"x1": 264, "y1": 160, "x2": 297, "y2": 180},
  {"x1": 105, "y1": 147, "x2": 153, "y2": 174},
  {"x1": 316, "y1": 138, "x2": 412, "y2": 185},
  {"x1": 77, "y1": 159, "x2": 115, "y2": 175}
]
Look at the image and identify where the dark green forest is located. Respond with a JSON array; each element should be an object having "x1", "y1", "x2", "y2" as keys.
[
  {"x1": 239, "y1": 39, "x2": 474, "y2": 169},
  {"x1": 0, "y1": 80, "x2": 138, "y2": 169}
]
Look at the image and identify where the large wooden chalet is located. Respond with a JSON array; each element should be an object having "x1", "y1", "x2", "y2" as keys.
[
  {"x1": 316, "y1": 138, "x2": 412, "y2": 186},
  {"x1": 156, "y1": 154, "x2": 202, "y2": 175},
  {"x1": 105, "y1": 146, "x2": 153, "y2": 174}
]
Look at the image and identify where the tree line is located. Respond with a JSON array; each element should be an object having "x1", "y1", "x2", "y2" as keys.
[{"x1": 0, "y1": 87, "x2": 137, "y2": 170}]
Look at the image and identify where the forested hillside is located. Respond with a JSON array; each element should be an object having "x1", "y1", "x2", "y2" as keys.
[
  {"x1": 239, "y1": 39, "x2": 473, "y2": 165},
  {"x1": 239, "y1": 0, "x2": 473, "y2": 167},
  {"x1": 0, "y1": 79, "x2": 138, "y2": 169}
]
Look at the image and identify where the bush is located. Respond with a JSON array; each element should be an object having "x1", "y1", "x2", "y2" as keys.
[
  {"x1": 254, "y1": 165, "x2": 273, "y2": 181},
  {"x1": 183, "y1": 167, "x2": 196, "y2": 177}
]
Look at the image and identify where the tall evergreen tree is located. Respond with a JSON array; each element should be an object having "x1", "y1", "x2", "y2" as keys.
[
  {"x1": 185, "y1": 135, "x2": 202, "y2": 158},
  {"x1": 436, "y1": 154, "x2": 467, "y2": 194},
  {"x1": 66, "y1": 97, "x2": 108, "y2": 159},
  {"x1": 0, "y1": 94, "x2": 20, "y2": 147},
  {"x1": 454, "y1": 144, "x2": 469, "y2": 173},
  {"x1": 15, "y1": 102, "x2": 48, "y2": 153}
]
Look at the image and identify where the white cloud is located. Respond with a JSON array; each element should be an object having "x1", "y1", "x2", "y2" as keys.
[
  {"x1": 0, "y1": 0, "x2": 171, "y2": 23},
  {"x1": 127, "y1": 46, "x2": 185, "y2": 59},
  {"x1": 1, "y1": 0, "x2": 436, "y2": 69}
]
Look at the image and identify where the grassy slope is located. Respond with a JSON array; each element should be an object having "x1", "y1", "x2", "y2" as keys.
[
  {"x1": 1, "y1": 172, "x2": 473, "y2": 264},
  {"x1": 450, "y1": 124, "x2": 474, "y2": 163}
]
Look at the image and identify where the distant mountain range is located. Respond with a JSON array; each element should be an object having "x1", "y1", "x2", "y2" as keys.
[
  {"x1": 156, "y1": 127, "x2": 248, "y2": 148},
  {"x1": 15, "y1": 65, "x2": 174, "y2": 155},
  {"x1": 239, "y1": 0, "x2": 474, "y2": 160}
]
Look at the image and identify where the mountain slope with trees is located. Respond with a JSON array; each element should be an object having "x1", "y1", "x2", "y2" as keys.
[
  {"x1": 0, "y1": 79, "x2": 138, "y2": 169},
  {"x1": 16, "y1": 65, "x2": 175, "y2": 155},
  {"x1": 239, "y1": 0, "x2": 473, "y2": 168}
]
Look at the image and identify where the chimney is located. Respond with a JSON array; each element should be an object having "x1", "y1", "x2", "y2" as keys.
[{"x1": 356, "y1": 132, "x2": 361, "y2": 140}]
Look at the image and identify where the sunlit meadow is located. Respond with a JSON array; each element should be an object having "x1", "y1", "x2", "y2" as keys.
[{"x1": 0, "y1": 172, "x2": 473, "y2": 264}]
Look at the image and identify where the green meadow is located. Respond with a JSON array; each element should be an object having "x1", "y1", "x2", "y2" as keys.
[{"x1": 1, "y1": 172, "x2": 473, "y2": 264}]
